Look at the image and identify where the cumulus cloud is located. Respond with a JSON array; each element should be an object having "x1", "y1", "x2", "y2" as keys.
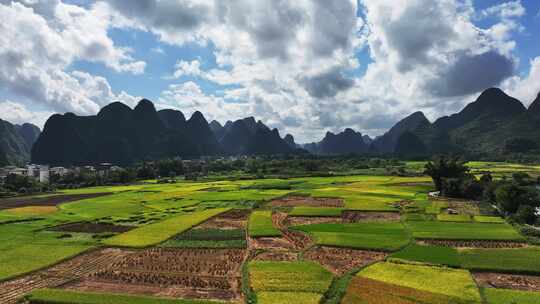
[
  {"x1": 502, "y1": 57, "x2": 540, "y2": 106},
  {"x1": 0, "y1": 0, "x2": 142, "y2": 122},
  {"x1": 481, "y1": 1, "x2": 525, "y2": 19},
  {"x1": 301, "y1": 67, "x2": 354, "y2": 98},
  {"x1": 0, "y1": 100, "x2": 52, "y2": 127}
]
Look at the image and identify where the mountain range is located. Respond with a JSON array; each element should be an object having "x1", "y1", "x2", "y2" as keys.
[{"x1": 1, "y1": 87, "x2": 539, "y2": 166}]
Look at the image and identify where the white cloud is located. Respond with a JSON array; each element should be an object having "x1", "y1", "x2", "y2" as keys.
[
  {"x1": 481, "y1": 1, "x2": 525, "y2": 19},
  {"x1": 0, "y1": 100, "x2": 52, "y2": 127},
  {"x1": 172, "y1": 59, "x2": 202, "y2": 78},
  {"x1": 502, "y1": 57, "x2": 540, "y2": 106},
  {"x1": 0, "y1": 0, "x2": 143, "y2": 130}
]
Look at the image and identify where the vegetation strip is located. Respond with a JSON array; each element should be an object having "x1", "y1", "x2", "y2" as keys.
[{"x1": 104, "y1": 208, "x2": 230, "y2": 247}]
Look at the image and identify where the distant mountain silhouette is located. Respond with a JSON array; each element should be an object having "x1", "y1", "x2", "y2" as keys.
[
  {"x1": 305, "y1": 128, "x2": 368, "y2": 155},
  {"x1": 29, "y1": 87, "x2": 540, "y2": 165},
  {"x1": 371, "y1": 112, "x2": 430, "y2": 153},
  {"x1": 212, "y1": 117, "x2": 294, "y2": 155},
  {"x1": 0, "y1": 119, "x2": 40, "y2": 166}
]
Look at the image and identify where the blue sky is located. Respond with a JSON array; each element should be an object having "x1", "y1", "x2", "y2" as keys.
[{"x1": 1, "y1": 0, "x2": 540, "y2": 142}]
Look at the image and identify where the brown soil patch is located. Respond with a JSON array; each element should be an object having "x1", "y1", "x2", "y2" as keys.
[
  {"x1": 197, "y1": 209, "x2": 249, "y2": 230},
  {"x1": 474, "y1": 272, "x2": 540, "y2": 292},
  {"x1": 446, "y1": 201, "x2": 480, "y2": 216},
  {"x1": 269, "y1": 196, "x2": 344, "y2": 208},
  {"x1": 0, "y1": 248, "x2": 132, "y2": 304},
  {"x1": 248, "y1": 237, "x2": 295, "y2": 251},
  {"x1": 285, "y1": 216, "x2": 342, "y2": 226},
  {"x1": 272, "y1": 212, "x2": 312, "y2": 250},
  {"x1": 68, "y1": 248, "x2": 247, "y2": 301},
  {"x1": 49, "y1": 222, "x2": 133, "y2": 233},
  {"x1": 418, "y1": 240, "x2": 528, "y2": 249},
  {"x1": 0, "y1": 193, "x2": 113, "y2": 210},
  {"x1": 254, "y1": 251, "x2": 297, "y2": 261},
  {"x1": 341, "y1": 211, "x2": 400, "y2": 223},
  {"x1": 304, "y1": 246, "x2": 387, "y2": 275}
]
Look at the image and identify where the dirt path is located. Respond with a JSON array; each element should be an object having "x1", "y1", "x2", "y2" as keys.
[{"x1": 0, "y1": 248, "x2": 133, "y2": 304}]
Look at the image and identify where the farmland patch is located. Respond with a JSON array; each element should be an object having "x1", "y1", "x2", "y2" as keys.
[
  {"x1": 303, "y1": 246, "x2": 387, "y2": 275},
  {"x1": 68, "y1": 248, "x2": 247, "y2": 301},
  {"x1": 0, "y1": 193, "x2": 113, "y2": 210},
  {"x1": 269, "y1": 196, "x2": 344, "y2": 208},
  {"x1": 358, "y1": 262, "x2": 481, "y2": 302},
  {"x1": 293, "y1": 222, "x2": 410, "y2": 251},
  {"x1": 162, "y1": 228, "x2": 246, "y2": 249},
  {"x1": 481, "y1": 287, "x2": 540, "y2": 304},
  {"x1": 474, "y1": 272, "x2": 540, "y2": 292},
  {"x1": 49, "y1": 222, "x2": 133, "y2": 234},
  {"x1": 341, "y1": 210, "x2": 400, "y2": 223},
  {"x1": 418, "y1": 239, "x2": 528, "y2": 248},
  {"x1": 0, "y1": 248, "x2": 132, "y2": 304},
  {"x1": 342, "y1": 276, "x2": 467, "y2": 304}
]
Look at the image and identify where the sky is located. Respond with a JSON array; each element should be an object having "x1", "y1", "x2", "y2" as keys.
[{"x1": 0, "y1": 0, "x2": 539, "y2": 143}]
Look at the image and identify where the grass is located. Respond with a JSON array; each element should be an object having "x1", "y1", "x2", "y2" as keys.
[
  {"x1": 293, "y1": 222, "x2": 410, "y2": 251},
  {"x1": 358, "y1": 262, "x2": 481, "y2": 303},
  {"x1": 481, "y1": 288, "x2": 540, "y2": 304},
  {"x1": 25, "y1": 289, "x2": 224, "y2": 304},
  {"x1": 249, "y1": 260, "x2": 333, "y2": 294},
  {"x1": 256, "y1": 292, "x2": 322, "y2": 304},
  {"x1": 103, "y1": 208, "x2": 230, "y2": 247},
  {"x1": 437, "y1": 214, "x2": 472, "y2": 222},
  {"x1": 288, "y1": 207, "x2": 344, "y2": 217},
  {"x1": 407, "y1": 221, "x2": 524, "y2": 241},
  {"x1": 390, "y1": 244, "x2": 461, "y2": 267},
  {"x1": 459, "y1": 247, "x2": 540, "y2": 274},
  {"x1": 248, "y1": 211, "x2": 281, "y2": 238},
  {"x1": 473, "y1": 215, "x2": 506, "y2": 223},
  {"x1": 425, "y1": 201, "x2": 448, "y2": 214},
  {"x1": 161, "y1": 228, "x2": 246, "y2": 248},
  {"x1": 0, "y1": 243, "x2": 91, "y2": 281}
]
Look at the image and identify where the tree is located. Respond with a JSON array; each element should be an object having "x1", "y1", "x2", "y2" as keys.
[
  {"x1": 513, "y1": 205, "x2": 537, "y2": 225},
  {"x1": 424, "y1": 155, "x2": 469, "y2": 191},
  {"x1": 495, "y1": 184, "x2": 526, "y2": 214}
]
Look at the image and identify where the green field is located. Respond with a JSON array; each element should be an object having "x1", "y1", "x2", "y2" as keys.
[
  {"x1": 459, "y1": 247, "x2": 540, "y2": 274},
  {"x1": 390, "y1": 244, "x2": 461, "y2": 267},
  {"x1": 358, "y1": 262, "x2": 482, "y2": 303},
  {"x1": 104, "y1": 208, "x2": 230, "y2": 247},
  {"x1": 26, "y1": 289, "x2": 223, "y2": 304},
  {"x1": 481, "y1": 288, "x2": 540, "y2": 304},
  {"x1": 161, "y1": 228, "x2": 246, "y2": 248},
  {"x1": 249, "y1": 260, "x2": 333, "y2": 298},
  {"x1": 293, "y1": 222, "x2": 410, "y2": 251},
  {"x1": 248, "y1": 211, "x2": 281, "y2": 237},
  {"x1": 407, "y1": 221, "x2": 524, "y2": 241}
]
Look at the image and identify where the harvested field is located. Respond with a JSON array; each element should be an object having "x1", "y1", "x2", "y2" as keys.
[
  {"x1": 0, "y1": 248, "x2": 132, "y2": 304},
  {"x1": 273, "y1": 212, "x2": 312, "y2": 250},
  {"x1": 0, "y1": 193, "x2": 113, "y2": 210},
  {"x1": 196, "y1": 209, "x2": 249, "y2": 230},
  {"x1": 474, "y1": 272, "x2": 540, "y2": 292},
  {"x1": 341, "y1": 211, "x2": 400, "y2": 223},
  {"x1": 254, "y1": 251, "x2": 297, "y2": 262},
  {"x1": 285, "y1": 216, "x2": 341, "y2": 227},
  {"x1": 49, "y1": 222, "x2": 133, "y2": 233},
  {"x1": 69, "y1": 248, "x2": 247, "y2": 301},
  {"x1": 304, "y1": 246, "x2": 387, "y2": 275},
  {"x1": 418, "y1": 239, "x2": 527, "y2": 248},
  {"x1": 248, "y1": 237, "x2": 295, "y2": 251},
  {"x1": 447, "y1": 201, "x2": 480, "y2": 216},
  {"x1": 269, "y1": 196, "x2": 344, "y2": 208}
]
